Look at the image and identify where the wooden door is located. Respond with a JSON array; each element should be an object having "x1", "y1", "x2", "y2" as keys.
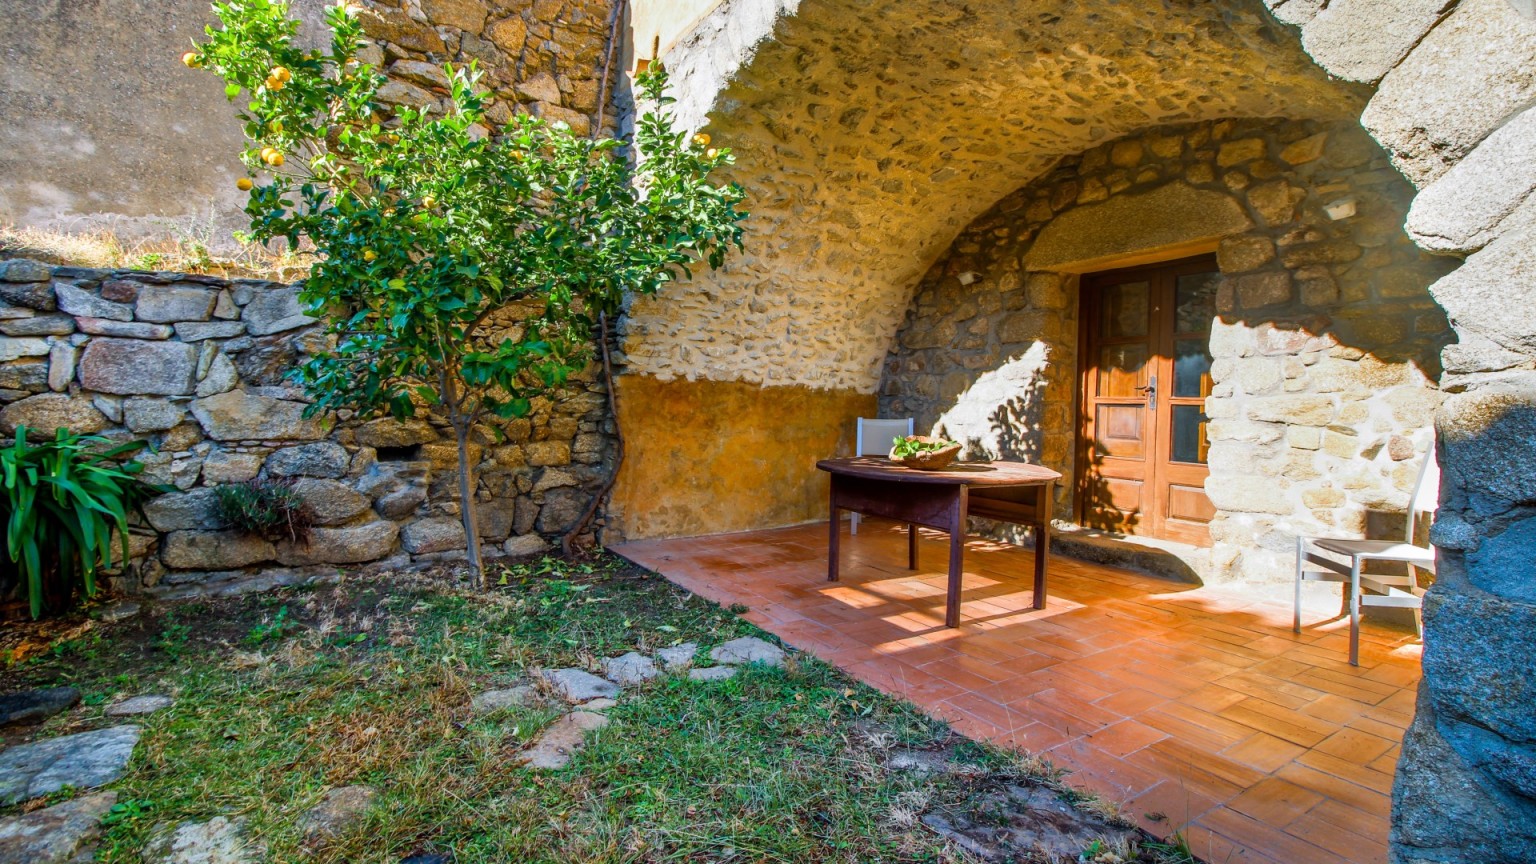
[{"x1": 1077, "y1": 256, "x2": 1217, "y2": 546}]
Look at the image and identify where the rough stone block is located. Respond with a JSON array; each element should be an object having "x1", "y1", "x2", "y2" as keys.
[
  {"x1": 1206, "y1": 475, "x2": 1293, "y2": 515},
  {"x1": 401, "y1": 517, "x2": 466, "y2": 554},
  {"x1": 275, "y1": 520, "x2": 399, "y2": 565},
  {"x1": 1407, "y1": 106, "x2": 1536, "y2": 254},
  {"x1": 266, "y1": 442, "x2": 349, "y2": 478},
  {"x1": 288, "y1": 478, "x2": 370, "y2": 525},
  {"x1": 174, "y1": 321, "x2": 246, "y2": 341},
  {"x1": 0, "y1": 394, "x2": 109, "y2": 437},
  {"x1": 242, "y1": 286, "x2": 317, "y2": 336},
  {"x1": 76, "y1": 318, "x2": 174, "y2": 339},
  {"x1": 201, "y1": 450, "x2": 263, "y2": 484},
  {"x1": 0, "y1": 337, "x2": 49, "y2": 362},
  {"x1": 134, "y1": 286, "x2": 216, "y2": 323},
  {"x1": 79, "y1": 338, "x2": 197, "y2": 396},
  {"x1": 123, "y1": 398, "x2": 187, "y2": 433},
  {"x1": 161, "y1": 530, "x2": 274, "y2": 569},
  {"x1": 190, "y1": 391, "x2": 326, "y2": 441},
  {"x1": 1438, "y1": 375, "x2": 1536, "y2": 509},
  {"x1": 1301, "y1": 0, "x2": 1453, "y2": 83},
  {"x1": 1429, "y1": 221, "x2": 1536, "y2": 356},
  {"x1": 0, "y1": 314, "x2": 74, "y2": 337},
  {"x1": 1362, "y1": 0, "x2": 1536, "y2": 185},
  {"x1": 54, "y1": 283, "x2": 131, "y2": 321}
]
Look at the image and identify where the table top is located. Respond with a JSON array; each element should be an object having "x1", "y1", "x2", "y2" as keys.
[{"x1": 816, "y1": 456, "x2": 1061, "y2": 486}]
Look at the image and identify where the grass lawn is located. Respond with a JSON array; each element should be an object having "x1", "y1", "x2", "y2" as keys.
[{"x1": 2, "y1": 555, "x2": 1194, "y2": 863}]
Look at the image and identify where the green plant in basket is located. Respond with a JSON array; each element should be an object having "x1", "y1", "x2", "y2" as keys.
[
  {"x1": 891, "y1": 435, "x2": 959, "y2": 459},
  {"x1": 0, "y1": 427, "x2": 167, "y2": 619}
]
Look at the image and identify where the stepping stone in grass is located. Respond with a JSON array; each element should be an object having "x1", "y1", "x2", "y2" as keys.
[
  {"x1": 655, "y1": 643, "x2": 699, "y2": 670},
  {"x1": 688, "y1": 666, "x2": 737, "y2": 682},
  {"x1": 0, "y1": 725, "x2": 142, "y2": 805},
  {"x1": 578, "y1": 698, "x2": 618, "y2": 712},
  {"x1": 0, "y1": 790, "x2": 117, "y2": 864},
  {"x1": 602, "y1": 652, "x2": 658, "y2": 685},
  {"x1": 470, "y1": 685, "x2": 540, "y2": 715},
  {"x1": 541, "y1": 668, "x2": 619, "y2": 703},
  {"x1": 709, "y1": 637, "x2": 786, "y2": 668},
  {"x1": 518, "y1": 711, "x2": 609, "y2": 770},
  {"x1": 144, "y1": 815, "x2": 266, "y2": 864},
  {"x1": 106, "y1": 695, "x2": 174, "y2": 717},
  {"x1": 300, "y1": 785, "x2": 378, "y2": 844},
  {"x1": 0, "y1": 687, "x2": 80, "y2": 727}
]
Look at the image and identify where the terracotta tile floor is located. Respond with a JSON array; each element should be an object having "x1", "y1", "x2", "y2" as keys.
[{"x1": 614, "y1": 519, "x2": 1424, "y2": 864}]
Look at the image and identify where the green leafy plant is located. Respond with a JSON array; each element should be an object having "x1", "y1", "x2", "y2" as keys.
[
  {"x1": 891, "y1": 435, "x2": 959, "y2": 459},
  {"x1": 0, "y1": 427, "x2": 164, "y2": 619},
  {"x1": 244, "y1": 604, "x2": 293, "y2": 644},
  {"x1": 190, "y1": 0, "x2": 748, "y2": 582},
  {"x1": 214, "y1": 478, "x2": 313, "y2": 544}
]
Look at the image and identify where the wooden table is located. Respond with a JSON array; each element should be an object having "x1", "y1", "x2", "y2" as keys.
[{"x1": 816, "y1": 457, "x2": 1061, "y2": 627}]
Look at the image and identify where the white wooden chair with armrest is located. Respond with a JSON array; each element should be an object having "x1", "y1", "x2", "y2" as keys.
[
  {"x1": 851, "y1": 417, "x2": 914, "y2": 534},
  {"x1": 1293, "y1": 447, "x2": 1439, "y2": 666}
]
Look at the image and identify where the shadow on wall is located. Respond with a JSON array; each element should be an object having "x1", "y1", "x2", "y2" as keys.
[{"x1": 934, "y1": 342, "x2": 1050, "y2": 463}]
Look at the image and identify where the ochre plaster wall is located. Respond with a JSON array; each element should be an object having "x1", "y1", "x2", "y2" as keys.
[{"x1": 608, "y1": 375, "x2": 872, "y2": 539}]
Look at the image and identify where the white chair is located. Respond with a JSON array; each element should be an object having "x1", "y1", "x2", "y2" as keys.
[
  {"x1": 1294, "y1": 447, "x2": 1439, "y2": 666},
  {"x1": 851, "y1": 417, "x2": 913, "y2": 534}
]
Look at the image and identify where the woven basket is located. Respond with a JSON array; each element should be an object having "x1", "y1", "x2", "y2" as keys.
[{"x1": 889, "y1": 436, "x2": 962, "y2": 471}]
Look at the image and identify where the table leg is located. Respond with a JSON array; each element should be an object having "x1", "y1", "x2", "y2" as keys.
[
  {"x1": 908, "y1": 523, "x2": 918, "y2": 570},
  {"x1": 945, "y1": 487, "x2": 968, "y2": 628},
  {"x1": 828, "y1": 482, "x2": 841, "y2": 583},
  {"x1": 1033, "y1": 481, "x2": 1051, "y2": 610}
]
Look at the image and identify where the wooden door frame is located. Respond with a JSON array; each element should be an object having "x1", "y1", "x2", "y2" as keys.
[{"x1": 1072, "y1": 253, "x2": 1218, "y2": 539}]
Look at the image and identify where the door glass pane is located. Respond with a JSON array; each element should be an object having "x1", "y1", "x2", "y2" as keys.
[
  {"x1": 1098, "y1": 343, "x2": 1148, "y2": 398},
  {"x1": 1101, "y1": 281, "x2": 1149, "y2": 338},
  {"x1": 1174, "y1": 271, "x2": 1220, "y2": 334},
  {"x1": 1173, "y1": 338, "x2": 1213, "y2": 398},
  {"x1": 1171, "y1": 404, "x2": 1209, "y2": 464}
]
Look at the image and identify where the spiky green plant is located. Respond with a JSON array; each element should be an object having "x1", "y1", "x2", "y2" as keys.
[{"x1": 0, "y1": 428, "x2": 165, "y2": 618}]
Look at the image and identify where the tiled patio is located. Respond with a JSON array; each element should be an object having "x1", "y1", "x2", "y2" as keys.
[{"x1": 615, "y1": 518, "x2": 1423, "y2": 864}]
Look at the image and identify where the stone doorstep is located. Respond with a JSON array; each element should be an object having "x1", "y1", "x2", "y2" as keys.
[{"x1": 1043, "y1": 524, "x2": 1211, "y2": 585}]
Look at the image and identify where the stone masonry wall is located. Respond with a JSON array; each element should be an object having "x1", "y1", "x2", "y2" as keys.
[
  {"x1": 0, "y1": 259, "x2": 613, "y2": 600},
  {"x1": 1258, "y1": 1, "x2": 1536, "y2": 861},
  {"x1": 880, "y1": 117, "x2": 1456, "y2": 584}
]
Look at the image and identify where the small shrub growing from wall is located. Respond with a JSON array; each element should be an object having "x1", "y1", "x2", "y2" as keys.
[{"x1": 214, "y1": 478, "x2": 313, "y2": 545}]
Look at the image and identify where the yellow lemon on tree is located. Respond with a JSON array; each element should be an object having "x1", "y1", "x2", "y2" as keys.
[
  {"x1": 692, "y1": 133, "x2": 710, "y2": 147},
  {"x1": 261, "y1": 148, "x2": 285, "y2": 167},
  {"x1": 265, "y1": 76, "x2": 285, "y2": 91},
  {"x1": 363, "y1": 249, "x2": 377, "y2": 262},
  {"x1": 421, "y1": 194, "x2": 437, "y2": 209},
  {"x1": 181, "y1": 51, "x2": 200, "y2": 68},
  {"x1": 269, "y1": 120, "x2": 284, "y2": 134},
  {"x1": 706, "y1": 148, "x2": 718, "y2": 159},
  {"x1": 270, "y1": 65, "x2": 291, "y2": 83},
  {"x1": 236, "y1": 177, "x2": 254, "y2": 191}
]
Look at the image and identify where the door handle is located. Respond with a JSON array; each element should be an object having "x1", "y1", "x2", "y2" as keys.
[{"x1": 1136, "y1": 376, "x2": 1157, "y2": 409}]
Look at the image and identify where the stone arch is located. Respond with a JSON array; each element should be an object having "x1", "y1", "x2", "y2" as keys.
[
  {"x1": 879, "y1": 116, "x2": 1455, "y2": 585},
  {"x1": 612, "y1": 0, "x2": 1374, "y2": 540},
  {"x1": 612, "y1": 1, "x2": 1536, "y2": 860}
]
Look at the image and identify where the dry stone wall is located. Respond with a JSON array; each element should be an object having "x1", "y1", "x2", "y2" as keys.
[
  {"x1": 0, "y1": 259, "x2": 614, "y2": 599},
  {"x1": 880, "y1": 117, "x2": 1455, "y2": 584}
]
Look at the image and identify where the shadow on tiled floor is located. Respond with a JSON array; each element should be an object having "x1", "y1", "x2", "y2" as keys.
[{"x1": 615, "y1": 518, "x2": 1423, "y2": 864}]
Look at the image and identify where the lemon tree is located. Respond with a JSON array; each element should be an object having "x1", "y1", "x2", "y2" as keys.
[{"x1": 191, "y1": 0, "x2": 747, "y2": 581}]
